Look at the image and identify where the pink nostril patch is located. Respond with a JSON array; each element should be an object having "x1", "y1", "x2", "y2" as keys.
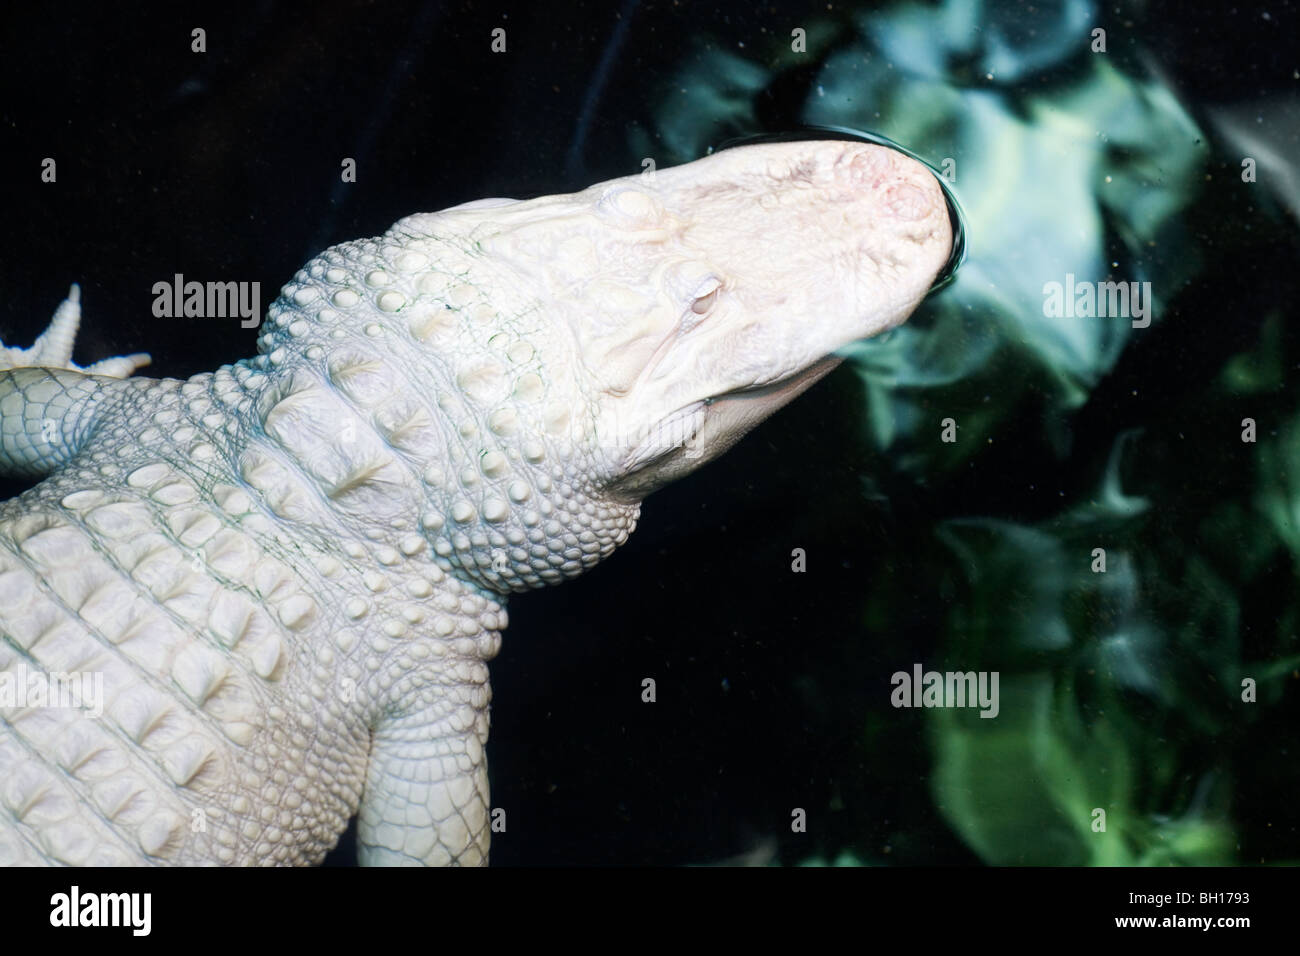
[
  {"x1": 841, "y1": 147, "x2": 892, "y2": 184},
  {"x1": 885, "y1": 182, "x2": 932, "y2": 221}
]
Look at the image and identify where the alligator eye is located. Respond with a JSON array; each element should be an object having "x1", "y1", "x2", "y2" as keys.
[
  {"x1": 691, "y1": 287, "x2": 719, "y2": 314},
  {"x1": 597, "y1": 186, "x2": 661, "y2": 224}
]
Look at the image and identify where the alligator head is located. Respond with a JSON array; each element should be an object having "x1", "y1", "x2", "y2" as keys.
[{"x1": 380, "y1": 139, "x2": 954, "y2": 509}]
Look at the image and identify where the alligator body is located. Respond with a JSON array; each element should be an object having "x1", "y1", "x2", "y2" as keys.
[{"x1": 0, "y1": 140, "x2": 952, "y2": 865}]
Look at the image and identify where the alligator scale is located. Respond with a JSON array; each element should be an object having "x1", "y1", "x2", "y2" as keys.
[{"x1": 0, "y1": 141, "x2": 953, "y2": 865}]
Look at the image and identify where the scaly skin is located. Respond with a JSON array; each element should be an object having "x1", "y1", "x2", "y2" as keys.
[{"x1": 0, "y1": 141, "x2": 952, "y2": 865}]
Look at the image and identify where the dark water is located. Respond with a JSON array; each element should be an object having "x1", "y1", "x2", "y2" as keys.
[{"x1": 1, "y1": 1, "x2": 1296, "y2": 866}]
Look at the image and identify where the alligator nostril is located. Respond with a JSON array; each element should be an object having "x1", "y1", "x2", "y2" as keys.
[
  {"x1": 841, "y1": 145, "x2": 893, "y2": 188},
  {"x1": 886, "y1": 182, "x2": 934, "y2": 221}
]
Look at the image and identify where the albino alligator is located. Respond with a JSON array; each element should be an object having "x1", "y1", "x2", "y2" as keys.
[{"x1": 0, "y1": 139, "x2": 953, "y2": 865}]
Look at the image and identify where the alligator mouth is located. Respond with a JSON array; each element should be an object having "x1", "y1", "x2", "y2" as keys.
[
  {"x1": 706, "y1": 354, "x2": 844, "y2": 407},
  {"x1": 615, "y1": 354, "x2": 845, "y2": 481}
]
